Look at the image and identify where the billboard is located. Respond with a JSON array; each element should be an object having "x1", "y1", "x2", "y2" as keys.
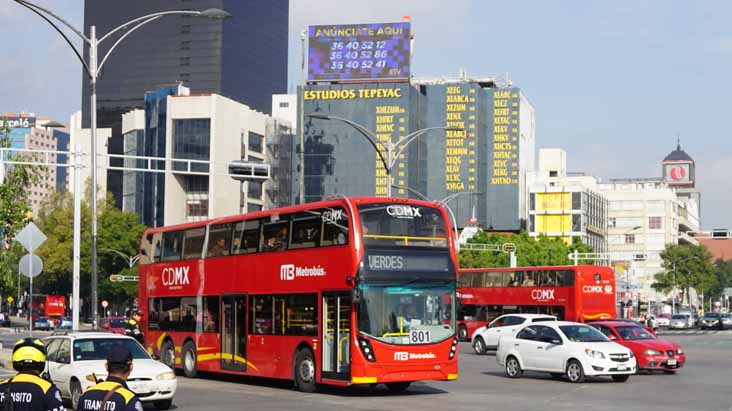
[
  {"x1": 0, "y1": 116, "x2": 35, "y2": 129},
  {"x1": 308, "y1": 22, "x2": 411, "y2": 82},
  {"x1": 663, "y1": 163, "x2": 691, "y2": 185}
]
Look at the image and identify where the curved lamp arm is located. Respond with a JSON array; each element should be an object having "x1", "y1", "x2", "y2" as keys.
[
  {"x1": 305, "y1": 114, "x2": 389, "y2": 172},
  {"x1": 391, "y1": 127, "x2": 459, "y2": 169}
]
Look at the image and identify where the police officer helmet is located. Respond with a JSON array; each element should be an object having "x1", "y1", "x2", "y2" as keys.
[{"x1": 12, "y1": 338, "x2": 47, "y2": 364}]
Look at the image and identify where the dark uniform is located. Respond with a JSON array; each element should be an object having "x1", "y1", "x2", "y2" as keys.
[
  {"x1": 124, "y1": 315, "x2": 144, "y2": 345},
  {"x1": 0, "y1": 338, "x2": 64, "y2": 411},
  {"x1": 76, "y1": 376, "x2": 143, "y2": 411},
  {"x1": 77, "y1": 346, "x2": 143, "y2": 411}
]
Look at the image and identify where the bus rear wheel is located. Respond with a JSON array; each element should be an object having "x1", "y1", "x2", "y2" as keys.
[
  {"x1": 181, "y1": 341, "x2": 198, "y2": 378},
  {"x1": 385, "y1": 382, "x2": 411, "y2": 393},
  {"x1": 294, "y1": 348, "x2": 318, "y2": 393},
  {"x1": 458, "y1": 325, "x2": 468, "y2": 341}
]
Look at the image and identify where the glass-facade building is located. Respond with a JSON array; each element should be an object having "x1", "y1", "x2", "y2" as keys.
[
  {"x1": 82, "y1": 0, "x2": 289, "y2": 208},
  {"x1": 298, "y1": 81, "x2": 535, "y2": 230}
]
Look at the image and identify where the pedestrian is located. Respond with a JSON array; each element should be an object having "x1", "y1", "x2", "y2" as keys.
[
  {"x1": 124, "y1": 310, "x2": 144, "y2": 345},
  {"x1": 0, "y1": 337, "x2": 64, "y2": 411},
  {"x1": 76, "y1": 345, "x2": 144, "y2": 411}
]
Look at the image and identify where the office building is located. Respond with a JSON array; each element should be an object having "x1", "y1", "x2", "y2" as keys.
[
  {"x1": 527, "y1": 149, "x2": 608, "y2": 253},
  {"x1": 122, "y1": 88, "x2": 290, "y2": 226},
  {"x1": 298, "y1": 77, "x2": 535, "y2": 230},
  {"x1": 1, "y1": 113, "x2": 71, "y2": 216},
  {"x1": 82, "y1": 0, "x2": 289, "y2": 208}
]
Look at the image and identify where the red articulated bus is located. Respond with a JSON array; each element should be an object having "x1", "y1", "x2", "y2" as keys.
[
  {"x1": 455, "y1": 266, "x2": 616, "y2": 340},
  {"x1": 138, "y1": 197, "x2": 459, "y2": 392}
]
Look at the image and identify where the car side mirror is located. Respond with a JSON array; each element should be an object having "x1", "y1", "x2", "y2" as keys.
[{"x1": 608, "y1": 335, "x2": 617, "y2": 341}]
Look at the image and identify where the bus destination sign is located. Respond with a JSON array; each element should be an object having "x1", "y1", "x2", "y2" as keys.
[{"x1": 308, "y1": 22, "x2": 411, "y2": 82}]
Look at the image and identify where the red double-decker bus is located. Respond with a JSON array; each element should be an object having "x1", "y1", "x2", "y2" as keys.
[
  {"x1": 138, "y1": 197, "x2": 458, "y2": 392},
  {"x1": 455, "y1": 266, "x2": 616, "y2": 340}
]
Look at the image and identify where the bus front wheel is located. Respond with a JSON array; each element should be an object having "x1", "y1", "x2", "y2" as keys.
[
  {"x1": 160, "y1": 340, "x2": 175, "y2": 370},
  {"x1": 181, "y1": 341, "x2": 198, "y2": 378},
  {"x1": 294, "y1": 348, "x2": 318, "y2": 393}
]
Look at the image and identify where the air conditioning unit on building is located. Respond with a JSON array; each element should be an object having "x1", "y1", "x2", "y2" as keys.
[{"x1": 632, "y1": 253, "x2": 647, "y2": 261}]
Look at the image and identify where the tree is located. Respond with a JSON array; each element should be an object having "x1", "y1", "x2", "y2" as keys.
[
  {"x1": 458, "y1": 230, "x2": 594, "y2": 268},
  {"x1": 652, "y1": 244, "x2": 715, "y2": 308},
  {"x1": 34, "y1": 190, "x2": 146, "y2": 312},
  {"x1": 0, "y1": 124, "x2": 38, "y2": 297}
]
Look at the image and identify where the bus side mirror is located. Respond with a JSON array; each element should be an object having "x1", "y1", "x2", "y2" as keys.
[{"x1": 351, "y1": 288, "x2": 362, "y2": 304}]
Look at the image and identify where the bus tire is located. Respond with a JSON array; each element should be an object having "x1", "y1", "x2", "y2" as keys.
[
  {"x1": 181, "y1": 341, "x2": 198, "y2": 378},
  {"x1": 294, "y1": 348, "x2": 318, "y2": 393},
  {"x1": 458, "y1": 325, "x2": 468, "y2": 341},
  {"x1": 385, "y1": 382, "x2": 411, "y2": 393},
  {"x1": 160, "y1": 340, "x2": 176, "y2": 370}
]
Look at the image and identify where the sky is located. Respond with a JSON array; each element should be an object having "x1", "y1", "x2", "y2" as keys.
[{"x1": 2, "y1": 1, "x2": 731, "y2": 229}]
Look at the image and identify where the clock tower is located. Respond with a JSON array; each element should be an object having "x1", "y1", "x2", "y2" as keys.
[{"x1": 662, "y1": 140, "x2": 694, "y2": 188}]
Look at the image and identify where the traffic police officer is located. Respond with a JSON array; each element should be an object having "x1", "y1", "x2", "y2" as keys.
[
  {"x1": 0, "y1": 338, "x2": 64, "y2": 411},
  {"x1": 124, "y1": 311, "x2": 144, "y2": 345},
  {"x1": 77, "y1": 345, "x2": 143, "y2": 411}
]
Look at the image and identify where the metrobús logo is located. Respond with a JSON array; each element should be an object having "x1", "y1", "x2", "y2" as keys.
[
  {"x1": 279, "y1": 264, "x2": 326, "y2": 281},
  {"x1": 531, "y1": 289, "x2": 555, "y2": 301},
  {"x1": 386, "y1": 205, "x2": 421, "y2": 219},
  {"x1": 161, "y1": 266, "x2": 190, "y2": 289},
  {"x1": 394, "y1": 352, "x2": 436, "y2": 361},
  {"x1": 604, "y1": 285, "x2": 613, "y2": 294}
]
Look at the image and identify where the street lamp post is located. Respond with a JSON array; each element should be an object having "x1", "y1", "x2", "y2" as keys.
[
  {"x1": 15, "y1": 0, "x2": 231, "y2": 329},
  {"x1": 101, "y1": 248, "x2": 140, "y2": 269},
  {"x1": 305, "y1": 114, "x2": 461, "y2": 198}
]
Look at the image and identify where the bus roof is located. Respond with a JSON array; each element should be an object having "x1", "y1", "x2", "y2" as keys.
[
  {"x1": 458, "y1": 265, "x2": 612, "y2": 272},
  {"x1": 142, "y1": 196, "x2": 446, "y2": 235}
]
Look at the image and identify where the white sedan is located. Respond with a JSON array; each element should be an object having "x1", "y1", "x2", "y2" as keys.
[
  {"x1": 43, "y1": 332, "x2": 177, "y2": 409},
  {"x1": 471, "y1": 314, "x2": 556, "y2": 354},
  {"x1": 496, "y1": 321, "x2": 636, "y2": 383}
]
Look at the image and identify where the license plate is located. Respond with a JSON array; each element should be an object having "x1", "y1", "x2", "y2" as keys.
[
  {"x1": 667, "y1": 359, "x2": 677, "y2": 366},
  {"x1": 617, "y1": 365, "x2": 628, "y2": 371},
  {"x1": 128, "y1": 383, "x2": 150, "y2": 394},
  {"x1": 409, "y1": 330, "x2": 432, "y2": 344}
]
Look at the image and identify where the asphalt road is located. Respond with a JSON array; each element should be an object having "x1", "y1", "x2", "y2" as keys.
[
  {"x1": 168, "y1": 332, "x2": 732, "y2": 411},
  {"x1": 0, "y1": 328, "x2": 729, "y2": 410}
]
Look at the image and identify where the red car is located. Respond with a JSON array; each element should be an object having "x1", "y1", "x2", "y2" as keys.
[
  {"x1": 100, "y1": 317, "x2": 128, "y2": 335},
  {"x1": 591, "y1": 321, "x2": 685, "y2": 373}
]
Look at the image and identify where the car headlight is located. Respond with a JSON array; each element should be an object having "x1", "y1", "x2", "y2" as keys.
[
  {"x1": 643, "y1": 349, "x2": 662, "y2": 356},
  {"x1": 584, "y1": 349, "x2": 605, "y2": 359},
  {"x1": 628, "y1": 351, "x2": 635, "y2": 358},
  {"x1": 677, "y1": 348, "x2": 684, "y2": 355},
  {"x1": 156, "y1": 372, "x2": 176, "y2": 381}
]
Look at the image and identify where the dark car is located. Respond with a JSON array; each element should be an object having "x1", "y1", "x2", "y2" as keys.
[
  {"x1": 33, "y1": 317, "x2": 54, "y2": 331},
  {"x1": 699, "y1": 312, "x2": 729, "y2": 330}
]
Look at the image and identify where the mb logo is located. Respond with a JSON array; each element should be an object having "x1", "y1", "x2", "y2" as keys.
[
  {"x1": 394, "y1": 352, "x2": 409, "y2": 361},
  {"x1": 280, "y1": 264, "x2": 295, "y2": 281}
]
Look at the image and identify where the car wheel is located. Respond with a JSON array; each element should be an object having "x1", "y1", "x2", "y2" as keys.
[
  {"x1": 612, "y1": 375, "x2": 630, "y2": 382},
  {"x1": 160, "y1": 340, "x2": 176, "y2": 370},
  {"x1": 71, "y1": 379, "x2": 82, "y2": 410},
  {"x1": 505, "y1": 355, "x2": 522, "y2": 378},
  {"x1": 294, "y1": 348, "x2": 318, "y2": 393},
  {"x1": 566, "y1": 359, "x2": 585, "y2": 383},
  {"x1": 458, "y1": 325, "x2": 468, "y2": 341},
  {"x1": 472, "y1": 336, "x2": 486, "y2": 355},
  {"x1": 181, "y1": 341, "x2": 197, "y2": 378},
  {"x1": 385, "y1": 382, "x2": 411, "y2": 393},
  {"x1": 154, "y1": 399, "x2": 173, "y2": 410}
]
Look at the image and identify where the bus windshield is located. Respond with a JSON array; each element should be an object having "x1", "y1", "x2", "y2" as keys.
[
  {"x1": 357, "y1": 283, "x2": 455, "y2": 345},
  {"x1": 358, "y1": 203, "x2": 448, "y2": 248}
]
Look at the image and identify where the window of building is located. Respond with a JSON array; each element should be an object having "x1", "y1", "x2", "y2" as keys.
[
  {"x1": 187, "y1": 201, "x2": 208, "y2": 219},
  {"x1": 279, "y1": 102, "x2": 289, "y2": 108},
  {"x1": 648, "y1": 216, "x2": 662, "y2": 230},
  {"x1": 248, "y1": 132, "x2": 264, "y2": 153},
  {"x1": 247, "y1": 181, "x2": 263, "y2": 199},
  {"x1": 207, "y1": 224, "x2": 232, "y2": 257},
  {"x1": 180, "y1": 57, "x2": 191, "y2": 66},
  {"x1": 180, "y1": 41, "x2": 191, "y2": 50},
  {"x1": 549, "y1": 171, "x2": 558, "y2": 177},
  {"x1": 609, "y1": 217, "x2": 616, "y2": 228},
  {"x1": 181, "y1": 25, "x2": 191, "y2": 34},
  {"x1": 247, "y1": 203, "x2": 263, "y2": 212},
  {"x1": 625, "y1": 234, "x2": 635, "y2": 244},
  {"x1": 173, "y1": 119, "x2": 210, "y2": 173}
]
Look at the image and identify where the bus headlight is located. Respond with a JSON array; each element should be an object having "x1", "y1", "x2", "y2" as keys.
[
  {"x1": 156, "y1": 372, "x2": 176, "y2": 380},
  {"x1": 357, "y1": 336, "x2": 376, "y2": 362}
]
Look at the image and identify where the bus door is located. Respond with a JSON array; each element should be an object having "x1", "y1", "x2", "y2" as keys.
[
  {"x1": 322, "y1": 293, "x2": 351, "y2": 380},
  {"x1": 221, "y1": 295, "x2": 247, "y2": 371}
]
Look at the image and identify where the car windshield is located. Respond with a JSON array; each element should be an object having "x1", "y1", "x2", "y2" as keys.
[
  {"x1": 615, "y1": 326, "x2": 655, "y2": 340},
  {"x1": 357, "y1": 283, "x2": 455, "y2": 345},
  {"x1": 671, "y1": 315, "x2": 688, "y2": 320},
  {"x1": 109, "y1": 319, "x2": 128, "y2": 328},
  {"x1": 559, "y1": 325, "x2": 610, "y2": 342},
  {"x1": 73, "y1": 338, "x2": 150, "y2": 361}
]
